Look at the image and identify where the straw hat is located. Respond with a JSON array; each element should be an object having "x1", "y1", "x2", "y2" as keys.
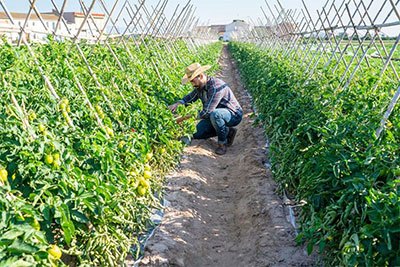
[{"x1": 181, "y1": 63, "x2": 211, "y2": 85}]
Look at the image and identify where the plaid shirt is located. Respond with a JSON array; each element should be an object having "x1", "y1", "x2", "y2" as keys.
[{"x1": 179, "y1": 77, "x2": 242, "y2": 119}]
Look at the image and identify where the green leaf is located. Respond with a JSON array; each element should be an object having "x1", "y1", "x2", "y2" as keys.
[
  {"x1": 1, "y1": 229, "x2": 24, "y2": 240},
  {"x1": 7, "y1": 259, "x2": 33, "y2": 267},
  {"x1": 307, "y1": 241, "x2": 314, "y2": 255},
  {"x1": 0, "y1": 258, "x2": 33, "y2": 267},
  {"x1": 7, "y1": 238, "x2": 38, "y2": 254},
  {"x1": 71, "y1": 210, "x2": 89, "y2": 224},
  {"x1": 351, "y1": 233, "x2": 360, "y2": 252},
  {"x1": 57, "y1": 203, "x2": 75, "y2": 245}
]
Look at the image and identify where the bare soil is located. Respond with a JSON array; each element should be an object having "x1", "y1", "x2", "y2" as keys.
[{"x1": 139, "y1": 45, "x2": 317, "y2": 267}]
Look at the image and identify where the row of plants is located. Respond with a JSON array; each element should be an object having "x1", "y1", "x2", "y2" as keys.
[
  {"x1": 229, "y1": 42, "x2": 399, "y2": 266},
  {"x1": 0, "y1": 36, "x2": 222, "y2": 266}
]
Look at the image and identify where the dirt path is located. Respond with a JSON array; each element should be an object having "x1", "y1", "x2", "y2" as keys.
[{"x1": 140, "y1": 46, "x2": 317, "y2": 267}]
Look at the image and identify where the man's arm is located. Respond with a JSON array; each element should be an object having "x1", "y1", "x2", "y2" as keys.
[{"x1": 168, "y1": 90, "x2": 199, "y2": 113}]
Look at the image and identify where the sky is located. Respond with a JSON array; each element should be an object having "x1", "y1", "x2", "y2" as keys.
[
  {"x1": 2, "y1": 0, "x2": 399, "y2": 36},
  {"x1": 2, "y1": 0, "x2": 327, "y2": 24}
]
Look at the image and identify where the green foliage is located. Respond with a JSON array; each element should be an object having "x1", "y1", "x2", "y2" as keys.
[
  {"x1": 0, "y1": 39, "x2": 223, "y2": 266},
  {"x1": 229, "y1": 42, "x2": 399, "y2": 266}
]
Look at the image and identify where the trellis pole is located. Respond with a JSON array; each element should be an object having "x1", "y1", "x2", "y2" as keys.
[
  {"x1": 280, "y1": 8, "x2": 304, "y2": 59},
  {"x1": 296, "y1": 0, "x2": 331, "y2": 70},
  {"x1": 376, "y1": 85, "x2": 400, "y2": 138},
  {"x1": 264, "y1": 1, "x2": 286, "y2": 51},
  {"x1": 0, "y1": 1, "x2": 80, "y2": 130},
  {"x1": 64, "y1": 59, "x2": 110, "y2": 137},
  {"x1": 307, "y1": 2, "x2": 345, "y2": 76},
  {"x1": 340, "y1": 1, "x2": 391, "y2": 89},
  {"x1": 135, "y1": 0, "x2": 171, "y2": 66},
  {"x1": 372, "y1": 34, "x2": 400, "y2": 92},
  {"x1": 302, "y1": 0, "x2": 336, "y2": 74},
  {"x1": 160, "y1": 3, "x2": 189, "y2": 61},
  {"x1": 324, "y1": 2, "x2": 352, "y2": 69},
  {"x1": 125, "y1": 1, "x2": 165, "y2": 83},
  {"x1": 147, "y1": 4, "x2": 181, "y2": 64},
  {"x1": 288, "y1": 9, "x2": 313, "y2": 66},
  {"x1": 338, "y1": 1, "x2": 374, "y2": 85}
]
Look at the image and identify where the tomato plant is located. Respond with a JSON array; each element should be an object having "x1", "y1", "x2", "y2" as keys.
[
  {"x1": 0, "y1": 38, "x2": 223, "y2": 266},
  {"x1": 229, "y1": 42, "x2": 399, "y2": 266}
]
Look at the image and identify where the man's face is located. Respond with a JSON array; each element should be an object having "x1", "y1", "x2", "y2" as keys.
[{"x1": 190, "y1": 74, "x2": 205, "y2": 89}]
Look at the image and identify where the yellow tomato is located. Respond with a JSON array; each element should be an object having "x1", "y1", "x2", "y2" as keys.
[
  {"x1": 137, "y1": 186, "x2": 147, "y2": 196},
  {"x1": 130, "y1": 178, "x2": 139, "y2": 189},
  {"x1": 105, "y1": 126, "x2": 114, "y2": 137},
  {"x1": 144, "y1": 164, "x2": 151, "y2": 171},
  {"x1": 118, "y1": 141, "x2": 125, "y2": 149},
  {"x1": 48, "y1": 244, "x2": 62, "y2": 259},
  {"x1": 59, "y1": 102, "x2": 67, "y2": 110},
  {"x1": 53, "y1": 160, "x2": 61, "y2": 168},
  {"x1": 0, "y1": 169, "x2": 8, "y2": 182},
  {"x1": 38, "y1": 123, "x2": 46, "y2": 133},
  {"x1": 140, "y1": 178, "x2": 150, "y2": 189},
  {"x1": 145, "y1": 152, "x2": 153, "y2": 161},
  {"x1": 53, "y1": 153, "x2": 60, "y2": 161},
  {"x1": 143, "y1": 170, "x2": 152, "y2": 180},
  {"x1": 29, "y1": 112, "x2": 37, "y2": 121},
  {"x1": 45, "y1": 154, "x2": 54, "y2": 165}
]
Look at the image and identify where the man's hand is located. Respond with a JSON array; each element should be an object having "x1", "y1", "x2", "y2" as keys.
[
  {"x1": 168, "y1": 102, "x2": 181, "y2": 113},
  {"x1": 176, "y1": 114, "x2": 192, "y2": 124}
]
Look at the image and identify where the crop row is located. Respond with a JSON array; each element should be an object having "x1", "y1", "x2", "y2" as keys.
[{"x1": 229, "y1": 42, "x2": 399, "y2": 266}]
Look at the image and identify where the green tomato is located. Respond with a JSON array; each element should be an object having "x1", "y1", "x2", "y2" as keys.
[{"x1": 32, "y1": 219, "x2": 40, "y2": 231}]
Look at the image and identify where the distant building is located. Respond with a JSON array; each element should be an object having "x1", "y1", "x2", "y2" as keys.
[
  {"x1": 59, "y1": 11, "x2": 106, "y2": 39},
  {"x1": 0, "y1": 10, "x2": 106, "y2": 43},
  {"x1": 272, "y1": 22, "x2": 296, "y2": 39},
  {"x1": 0, "y1": 12, "x2": 61, "y2": 42},
  {"x1": 252, "y1": 25, "x2": 273, "y2": 38},
  {"x1": 223, "y1": 20, "x2": 251, "y2": 41},
  {"x1": 209, "y1": 24, "x2": 226, "y2": 39}
]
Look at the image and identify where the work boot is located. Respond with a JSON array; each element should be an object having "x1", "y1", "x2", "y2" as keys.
[
  {"x1": 227, "y1": 127, "x2": 237, "y2": 147},
  {"x1": 179, "y1": 136, "x2": 191, "y2": 145},
  {"x1": 215, "y1": 144, "x2": 227, "y2": 155}
]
